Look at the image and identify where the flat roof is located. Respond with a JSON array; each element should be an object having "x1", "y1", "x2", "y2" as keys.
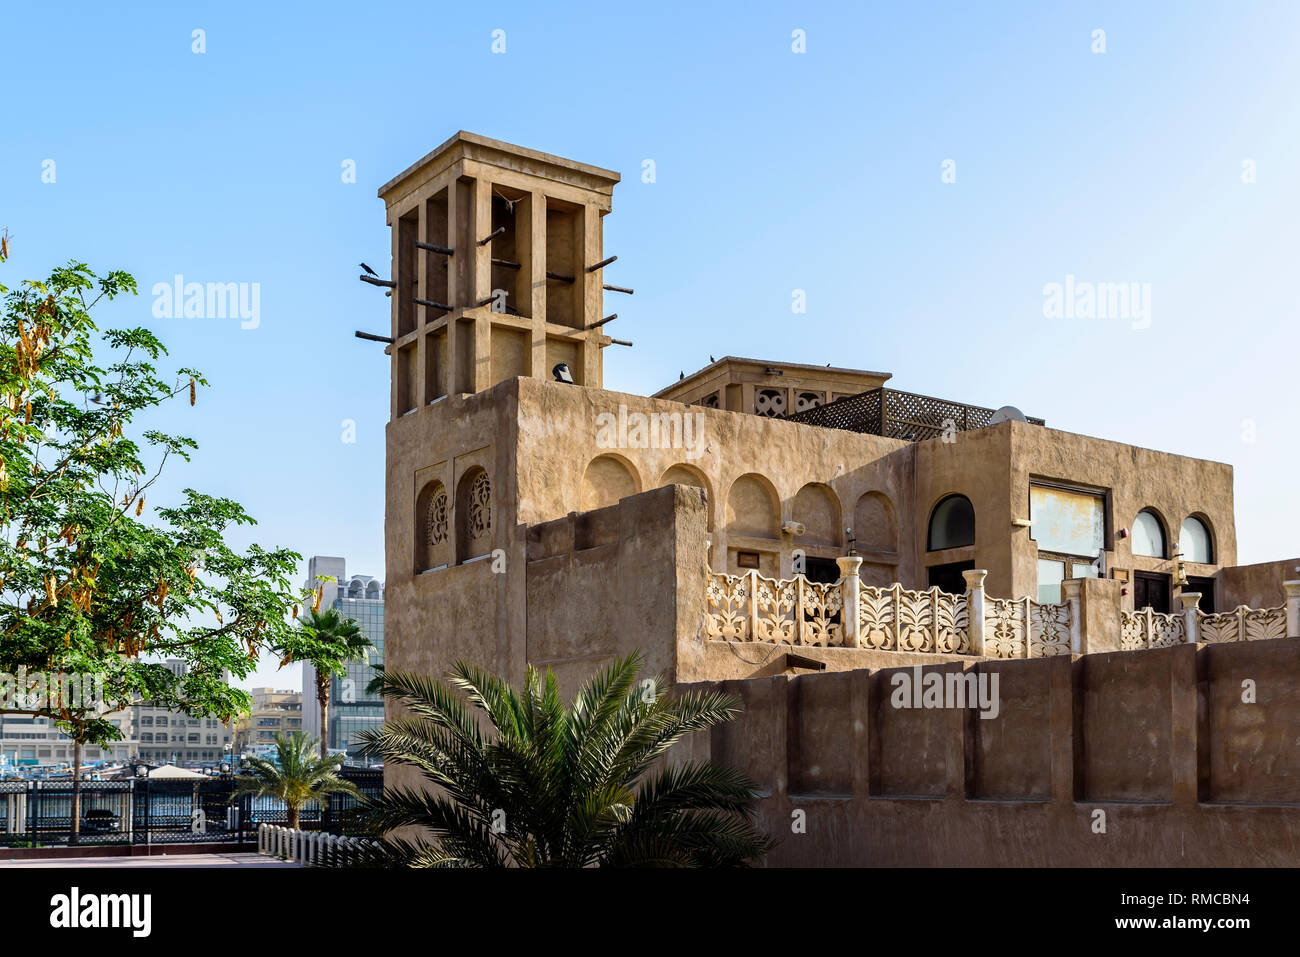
[
  {"x1": 652, "y1": 355, "x2": 893, "y2": 397},
  {"x1": 378, "y1": 131, "x2": 621, "y2": 198}
]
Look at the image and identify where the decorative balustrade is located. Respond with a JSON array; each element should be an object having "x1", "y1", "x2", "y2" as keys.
[
  {"x1": 702, "y1": 571, "x2": 1300, "y2": 659},
  {"x1": 856, "y1": 582, "x2": 970, "y2": 654},
  {"x1": 703, "y1": 562, "x2": 1077, "y2": 658},
  {"x1": 705, "y1": 570, "x2": 845, "y2": 646},
  {"x1": 1121, "y1": 601, "x2": 1288, "y2": 649},
  {"x1": 1120, "y1": 607, "x2": 1188, "y2": 649},
  {"x1": 983, "y1": 595, "x2": 1074, "y2": 659},
  {"x1": 1199, "y1": 605, "x2": 1287, "y2": 642}
]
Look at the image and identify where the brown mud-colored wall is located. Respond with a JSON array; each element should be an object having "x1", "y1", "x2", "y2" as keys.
[{"x1": 677, "y1": 639, "x2": 1300, "y2": 866}]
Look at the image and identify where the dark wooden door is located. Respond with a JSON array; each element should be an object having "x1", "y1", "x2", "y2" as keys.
[
  {"x1": 803, "y1": 557, "x2": 841, "y2": 584},
  {"x1": 1133, "y1": 571, "x2": 1171, "y2": 613},
  {"x1": 927, "y1": 560, "x2": 975, "y2": 596},
  {"x1": 1186, "y1": 576, "x2": 1216, "y2": 613}
]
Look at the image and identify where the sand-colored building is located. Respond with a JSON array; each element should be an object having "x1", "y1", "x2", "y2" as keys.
[
  {"x1": 370, "y1": 133, "x2": 1300, "y2": 865},
  {"x1": 231, "y1": 688, "x2": 302, "y2": 757}
]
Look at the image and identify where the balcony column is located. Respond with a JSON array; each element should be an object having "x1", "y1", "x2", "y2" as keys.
[
  {"x1": 963, "y1": 569, "x2": 988, "y2": 655},
  {"x1": 1179, "y1": 592, "x2": 1201, "y2": 644},
  {"x1": 836, "y1": 556, "x2": 863, "y2": 648},
  {"x1": 1062, "y1": 580, "x2": 1083, "y2": 654},
  {"x1": 1285, "y1": 581, "x2": 1300, "y2": 638}
]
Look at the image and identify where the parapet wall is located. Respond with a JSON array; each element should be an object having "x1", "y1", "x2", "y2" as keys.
[
  {"x1": 524, "y1": 483, "x2": 709, "y2": 690},
  {"x1": 676, "y1": 638, "x2": 1300, "y2": 866}
]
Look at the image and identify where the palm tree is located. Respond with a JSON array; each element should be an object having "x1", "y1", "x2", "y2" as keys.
[
  {"x1": 233, "y1": 730, "x2": 360, "y2": 830},
  {"x1": 296, "y1": 608, "x2": 373, "y2": 759},
  {"x1": 356, "y1": 652, "x2": 773, "y2": 867}
]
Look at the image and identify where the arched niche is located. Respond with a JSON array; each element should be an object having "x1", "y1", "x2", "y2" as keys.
[
  {"x1": 726, "y1": 473, "x2": 780, "y2": 539},
  {"x1": 792, "y1": 482, "x2": 841, "y2": 547},
  {"x1": 853, "y1": 491, "x2": 898, "y2": 552},
  {"x1": 580, "y1": 454, "x2": 641, "y2": 511},
  {"x1": 659, "y1": 464, "x2": 712, "y2": 529}
]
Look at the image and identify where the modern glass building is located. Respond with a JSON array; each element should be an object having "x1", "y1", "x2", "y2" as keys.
[{"x1": 301, "y1": 557, "x2": 385, "y2": 760}]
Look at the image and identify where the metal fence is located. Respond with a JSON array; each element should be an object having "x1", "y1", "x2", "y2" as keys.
[{"x1": 0, "y1": 767, "x2": 382, "y2": 849}]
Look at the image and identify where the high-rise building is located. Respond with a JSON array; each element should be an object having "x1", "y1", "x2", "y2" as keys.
[{"x1": 300, "y1": 557, "x2": 384, "y2": 757}]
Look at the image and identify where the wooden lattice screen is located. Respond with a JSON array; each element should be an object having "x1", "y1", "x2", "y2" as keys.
[{"x1": 784, "y1": 387, "x2": 1044, "y2": 441}]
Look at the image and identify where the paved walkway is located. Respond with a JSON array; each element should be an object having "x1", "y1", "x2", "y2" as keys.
[{"x1": 0, "y1": 852, "x2": 299, "y2": 868}]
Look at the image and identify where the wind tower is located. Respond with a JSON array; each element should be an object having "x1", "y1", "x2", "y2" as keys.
[{"x1": 373, "y1": 132, "x2": 623, "y2": 418}]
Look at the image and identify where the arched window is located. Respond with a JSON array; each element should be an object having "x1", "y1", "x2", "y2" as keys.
[
  {"x1": 1179, "y1": 516, "x2": 1213, "y2": 564},
  {"x1": 456, "y1": 468, "x2": 492, "y2": 563},
  {"x1": 927, "y1": 494, "x2": 975, "y2": 551},
  {"x1": 415, "y1": 481, "x2": 449, "y2": 571},
  {"x1": 1131, "y1": 510, "x2": 1165, "y2": 558}
]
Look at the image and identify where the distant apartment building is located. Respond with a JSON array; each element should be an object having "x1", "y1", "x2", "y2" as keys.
[
  {"x1": 0, "y1": 657, "x2": 233, "y2": 768},
  {"x1": 300, "y1": 556, "x2": 385, "y2": 756},
  {"x1": 232, "y1": 687, "x2": 303, "y2": 755},
  {"x1": 0, "y1": 710, "x2": 135, "y2": 769},
  {"x1": 133, "y1": 659, "x2": 233, "y2": 765}
]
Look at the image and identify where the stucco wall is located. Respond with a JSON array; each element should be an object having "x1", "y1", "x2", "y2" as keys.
[
  {"x1": 524, "y1": 484, "x2": 708, "y2": 692},
  {"x1": 682, "y1": 639, "x2": 1300, "y2": 866},
  {"x1": 386, "y1": 376, "x2": 1246, "y2": 699},
  {"x1": 385, "y1": 385, "x2": 524, "y2": 687},
  {"x1": 1218, "y1": 558, "x2": 1300, "y2": 610},
  {"x1": 510, "y1": 376, "x2": 918, "y2": 585},
  {"x1": 1007, "y1": 420, "x2": 1236, "y2": 604}
]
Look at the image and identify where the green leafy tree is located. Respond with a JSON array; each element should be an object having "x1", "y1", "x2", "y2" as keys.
[
  {"x1": 0, "y1": 258, "x2": 315, "y2": 841},
  {"x1": 358, "y1": 653, "x2": 773, "y2": 867},
  {"x1": 289, "y1": 606, "x2": 372, "y2": 758},
  {"x1": 233, "y1": 730, "x2": 360, "y2": 830}
]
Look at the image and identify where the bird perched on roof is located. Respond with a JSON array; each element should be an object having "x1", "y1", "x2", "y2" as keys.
[
  {"x1": 359, "y1": 263, "x2": 378, "y2": 277},
  {"x1": 679, "y1": 371, "x2": 685, "y2": 380},
  {"x1": 710, "y1": 355, "x2": 716, "y2": 362}
]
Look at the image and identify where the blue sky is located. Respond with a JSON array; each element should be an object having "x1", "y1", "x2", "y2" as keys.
[{"x1": 4, "y1": 1, "x2": 1298, "y2": 689}]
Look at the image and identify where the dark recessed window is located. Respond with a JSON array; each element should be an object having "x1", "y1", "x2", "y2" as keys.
[{"x1": 927, "y1": 494, "x2": 975, "y2": 551}]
